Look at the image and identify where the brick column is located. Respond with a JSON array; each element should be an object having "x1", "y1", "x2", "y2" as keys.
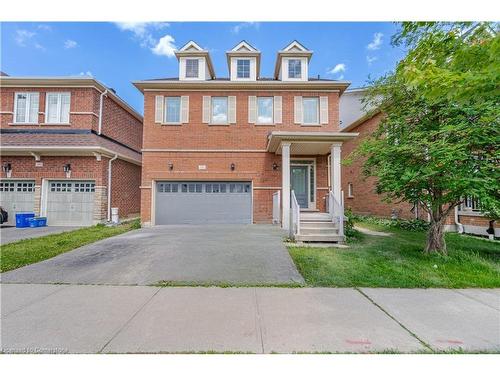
[{"x1": 93, "y1": 186, "x2": 107, "y2": 223}]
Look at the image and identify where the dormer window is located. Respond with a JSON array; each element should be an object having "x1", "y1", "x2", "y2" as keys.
[
  {"x1": 185, "y1": 59, "x2": 199, "y2": 78},
  {"x1": 237, "y1": 59, "x2": 250, "y2": 78},
  {"x1": 288, "y1": 59, "x2": 302, "y2": 79}
]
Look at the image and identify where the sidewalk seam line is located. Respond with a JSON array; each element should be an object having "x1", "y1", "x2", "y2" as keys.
[
  {"x1": 2, "y1": 284, "x2": 71, "y2": 318},
  {"x1": 453, "y1": 290, "x2": 500, "y2": 312},
  {"x1": 98, "y1": 287, "x2": 162, "y2": 354},
  {"x1": 355, "y1": 288, "x2": 434, "y2": 352},
  {"x1": 253, "y1": 288, "x2": 265, "y2": 354}
]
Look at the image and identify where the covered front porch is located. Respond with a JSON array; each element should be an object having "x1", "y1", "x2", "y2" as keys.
[{"x1": 267, "y1": 131, "x2": 358, "y2": 242}]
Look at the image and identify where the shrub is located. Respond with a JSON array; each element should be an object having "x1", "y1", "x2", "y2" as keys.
[{"x1": 356, "y1": 215, "x2": 430, "y2": 232}]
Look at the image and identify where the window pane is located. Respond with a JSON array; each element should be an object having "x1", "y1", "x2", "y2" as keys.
[
  {"x1": 237, "y1": 59, "x2": 250, "y2": 78},
  {"x1": 211, "y1": 97, "x2": 228, "y2": 123},
  {"x1": 165, "y1": 97, "x2": 181, "y2": 123},
  {"x1": 15, "y1": 94, "x2": 27, "y2": 122},
  {"x1": 288, "y1": 59, "x2": 302, "y2": 78},
  {"x1": 303, "y1": 98, "x2": 319, "y2": 124},
  {"x1": 60, "y1": 93, "x2": 70, "y2": 123},
  {"x1": 186, "y1": 59, "x2": 199, "y2": 78},
  {"x1": 257, "y1": 97, "x2": 273, "y2": 124},
  {"x1": 47, "y1": 93, "x2": 59, "y2": 123}
]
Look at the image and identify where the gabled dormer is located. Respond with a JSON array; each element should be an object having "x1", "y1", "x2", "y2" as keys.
[
  {"x1": 175, "y1": 41, "x2": 216, "y2": 81},
  {"x1": 226, "y1": 41, "x2": 260, "y2": 81},
  {"x1": 274, "y1": 40, "x2": 313, "y2": 82}
]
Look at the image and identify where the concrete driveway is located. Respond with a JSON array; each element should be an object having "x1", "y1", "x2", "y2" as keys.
[
  {"x1": 1, "y1": 225, "x2": 304, "y2": 286},
  {"x1": 0, "y1": 226, "x2": 81, "y2": 245}
]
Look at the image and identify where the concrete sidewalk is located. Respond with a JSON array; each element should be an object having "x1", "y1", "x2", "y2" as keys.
[
  {"x1": 1, "y1": 284, "x2": 499, "y2": 354},
  {"x1": 0, "y1": 226, "x2": 81, "y2": 245}
]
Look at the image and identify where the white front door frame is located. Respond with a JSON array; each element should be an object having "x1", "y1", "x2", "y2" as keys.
[
  {"x1": 330, "y1": 143, "x2": 342, "y2": 203},
  {"x1": 290, "y1": 158, "x2": 316, "y2": 210}
]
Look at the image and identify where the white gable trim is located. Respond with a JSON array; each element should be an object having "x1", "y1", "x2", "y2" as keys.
[
  {"x1": 230, "y1": 41, "x2": 259, "y2": 52},
  {"x1": 281, "y1": 40, "x2": 310, "y2": 52},
  {"x1": 179, "y1": 40, "x2": 205, "y2": 52}
]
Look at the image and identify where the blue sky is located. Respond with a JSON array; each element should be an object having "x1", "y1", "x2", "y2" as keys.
[{"x1": 1, "y1": 22, "x2": 406, "y2": 114}]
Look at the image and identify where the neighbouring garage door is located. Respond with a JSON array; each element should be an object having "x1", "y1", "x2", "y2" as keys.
[
  {"x1": 0, "y1": 180, "x2": 36, "y2": 225},
  {"x1": 46, "y1": 181, "x2": 95, "y2": 226},
  {"x1": 155, "y1": 181, "x2": 252, "y2": 225}
]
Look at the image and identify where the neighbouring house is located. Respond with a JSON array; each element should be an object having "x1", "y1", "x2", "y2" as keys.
[
  {"x1": 134, "y1": 40, "x2": 357, "y2": 242},
  {"x1": 0, "y1": 76, "x2": 143, "y2": 226},
  {"x1": 340, "y1": 87, "x2": 499, "y2": 237}
]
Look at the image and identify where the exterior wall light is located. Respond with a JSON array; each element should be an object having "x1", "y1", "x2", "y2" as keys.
[
  {"x1": 3, "y1": 163, "x2": 12, "y2": 178},
  {"x1": 272, "y1": 162, "x2": 280, "y2": 171},
  {"x1": 230, "y1": 163, "x2": 236, "y2": 171},
  {"x1": 168, "y1": 162, "x2": 174, "y2": 171},
  {"x1": 63, "y1": 163, "x2": 72, "y2": 178}
]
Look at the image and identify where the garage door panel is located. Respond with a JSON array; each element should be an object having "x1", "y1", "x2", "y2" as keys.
[
  {"x1": 155, "y1": 181, "x2": 252, "y2": 225},
  {"x1": 0, "y1": 180, "x2": 36, "y2": 225},
  {"x1": 47, "y1": 181, "x2": 95, "y2": 226}
]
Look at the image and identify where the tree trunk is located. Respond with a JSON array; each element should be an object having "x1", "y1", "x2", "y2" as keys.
[{"x1": 424, "y1": 219, "x2": 447, "y2": 255}]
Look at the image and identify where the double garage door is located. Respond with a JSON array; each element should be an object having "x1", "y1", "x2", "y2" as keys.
[
  {"x1": 155, "y1": 181, "x2": 252, "y2": 225},
  {"x1": 0, "y1": 179, "x2": 96, "y2": 226}
]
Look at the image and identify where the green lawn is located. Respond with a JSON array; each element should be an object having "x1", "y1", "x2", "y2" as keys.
[
  {"x1": 0, "y1": 220, "x2": 140, "y2": 273},
  {"x1": 289, "y1": 223, "x2": 500, "y2": 288}
]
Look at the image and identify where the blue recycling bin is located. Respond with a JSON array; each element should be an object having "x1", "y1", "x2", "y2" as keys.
[{"x1": 15, "y1": 213, "x2": 35, "y2": 228}]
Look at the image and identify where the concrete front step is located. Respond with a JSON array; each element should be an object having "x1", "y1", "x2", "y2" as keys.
[
  {"x1": 301, "y1": 221, "x2": 338, "y2": 229},
  {"x1": 300, "y1": 227, "x2": 339, "y2": 235},
  {"x1": 295, "y1": 234, "x2": 345, "y2": 243},
  {"x1": 300, "y1": 213, "x2": 333, "y2": 222}
]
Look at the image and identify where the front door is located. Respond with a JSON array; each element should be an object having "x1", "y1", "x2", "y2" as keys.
[{"x1": 291, "y1": 166, "x2": 308, "y2": 208}]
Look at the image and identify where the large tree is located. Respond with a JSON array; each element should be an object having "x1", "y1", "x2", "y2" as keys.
[{"x1": 355, "y1": 22, "x2": 500, "y2": 254}]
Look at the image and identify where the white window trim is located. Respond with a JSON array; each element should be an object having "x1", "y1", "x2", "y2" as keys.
[
  {"x1": 302, "y1": 97, "x2": 320, "y2": 125},
  {"x1": 185, "y1": 58, "x2": 200, "y2": 79},
  {"x1": 236, "y1": 59, "x2": 251, "y2": 79},
  {"x1": 256, "y1": 96, "x2": 274, "y2": 125},
  {"x1": 44, "y1": 92, "x2": 71, "y2": 124},
  {"x1": 210, "y1": 96, "x2": 229, "y2": 125},
  {"x1": 288, "y1": 59, "x2": 302, "y2": 79},
  {"x1": 347, "y1": 182, "x2": 354, "y2": 198},
  {"x1": 13, "y1": 92, "x2": 38, "y2": 124},
  {"x1": 163, "y1": 96, "x2": 182, "y2": 125}
]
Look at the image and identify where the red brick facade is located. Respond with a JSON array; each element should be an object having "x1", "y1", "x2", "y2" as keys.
[
  {"x1": 0, "y1": 79, "x2": 143, "y2": 224},
  {"x1": 140, "y1": 90, "x2": 340, "y2": 225}
]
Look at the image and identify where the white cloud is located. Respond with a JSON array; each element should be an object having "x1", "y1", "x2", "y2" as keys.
[
  {"x1": 37, "y1": 24, "x2": 52, "y2": 31},
  {"x1": 15, "y1": 29, "x2": 36, "y2": 46},
  {"x1": 151, "y1": 34, "x2": 177, "y2": 58},
  {"x1": 79, "y1": 71, "x2": 93, "y2": 77},
  {"x1": 328, "y1": 63, "x2": 346, "y2": 75},
  {"x1": 64, "y1": 39, "x2": 78, "y2": 49},
  {"x1": 366, "y1": 55, "x2": 378, "y2": 65},
  {"x1": 367, "y1": 32, "x2": 383, "y2": 50},
  {"x1": 114, "y1": 22, "x2": 169, "y2": 48},
  {"x1": 34, "y1": 43, "x2": 46, "y2": 51},
  {"x1": 231, "y1": 22, "x2": 260, "y2": 34}
]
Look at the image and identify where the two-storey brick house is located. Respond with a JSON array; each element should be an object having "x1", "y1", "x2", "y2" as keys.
[
  {"x1": 0, "y1": 76, "x2": 143, "y2": 226},
  {"x1": 135, "y1": 40, "x2": 357, "y2": 241}
]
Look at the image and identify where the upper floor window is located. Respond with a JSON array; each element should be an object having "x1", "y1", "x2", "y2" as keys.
[
  {"x1": 237, "y1": 59, "x2": 250, "y2": 78},
  {"x1": 462, "y1": 196, "x2": 481, "y2": 211},
  {"x1": 46, "y1": 92, "x2": 70, "y2": 124},
  {"x1": 302, "y1": 97, "x2": 319, "y2": 124},
  {"x1": 165, "y1": 97, "x2": 181, "y2": 123},
  {"x1": 211, "y1": 97, "x2": 228, "y2": 124},
  {"x1": 14, "y1": 92, "x2": 39, "y2": 123},
  {"x1": 257, "y1": 97, "x2": 273, "y2": 124},
  {"x1": 185, "y1": 59, "x2": 199, "y2": 78},
  {"x1": 288, "y1": 59, "x2": 302, "y2": 79}
]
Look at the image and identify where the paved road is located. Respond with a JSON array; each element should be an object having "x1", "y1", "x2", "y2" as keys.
[
  {"x1": 1, "y1": 225, "x2": 304, "y2": 286},
  {"x1": 0, "y1": 226, "x2": 81, "y2": 245},
  {"x1": 1, "y1": 284, "x2": 498, "y2": 354}
]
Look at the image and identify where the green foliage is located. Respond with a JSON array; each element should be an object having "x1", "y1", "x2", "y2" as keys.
[
  {"x1": 354, "y1": 215, "x2": 430, "y2": 232},
  {"x1": 343, "y1": 208, "x2": 359, "y2": 240},
  {"x1": 351, "y1": 22, "x2": 500, "y2": 252}
]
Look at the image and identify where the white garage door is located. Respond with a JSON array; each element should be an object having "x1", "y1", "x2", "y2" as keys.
[
  {"x1": 46, "y1": 181, "x2": 95, "y2": 226},
  {"x1": 0, "y1": 180, "x2": 36, "y2": 225},
  {"x1": 155, "y1": 181, "x2": 252, "y2": 225}
]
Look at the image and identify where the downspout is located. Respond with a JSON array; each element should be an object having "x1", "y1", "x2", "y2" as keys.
[
  {"x1": 98, "y1": 89, "x2": 108, "y2": 135},
  {"x1": 454, "y1": 205, "x2": 464, "y2": 234},
  {"x1": 107, "y1": 154, "x2": 118, "y2": 222}
]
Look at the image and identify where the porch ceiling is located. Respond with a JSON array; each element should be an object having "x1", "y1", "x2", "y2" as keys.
[{"x1": 267, "y1": 131, "x2": 358, "y2": 155}]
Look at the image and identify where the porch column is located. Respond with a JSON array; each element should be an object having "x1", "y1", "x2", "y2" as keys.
[
  {"x1": 330, "y1": 143, "x2": 342, "y2": 202},
  {"x1": 281, "y1": 142, "x2": 291, "y2": 230}
]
